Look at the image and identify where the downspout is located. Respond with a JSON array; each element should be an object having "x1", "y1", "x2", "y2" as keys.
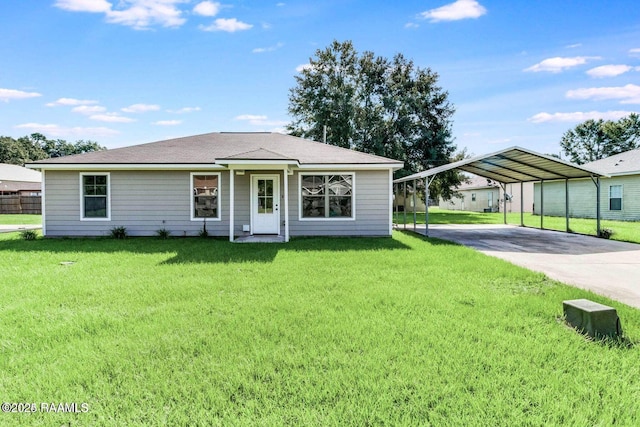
[
  {"x1": 589, "y1": 175, "x2": 602, "y2": 237},
  {"x1": 229, "y1": 170, "x2": 234, "y2": 242}
]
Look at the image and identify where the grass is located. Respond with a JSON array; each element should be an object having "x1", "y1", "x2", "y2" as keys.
[
  {"x1": 1, "y1": 232, "x2": 639, "y2": 425},
  {"x1": 0, "y1": 214, "x2": 42, "y2": 225},
  {"x1": 395, "y1": 208, "x2": 640, "y2": 244}
]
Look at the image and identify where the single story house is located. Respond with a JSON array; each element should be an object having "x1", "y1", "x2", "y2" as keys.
[
  {"x1": 437, "y1": 175, "x2": 534, "y2": 213},
  {"x1": 26, "y1": 132, "x2": 403, "y2": 241},
  {"x1": 0, "y1": 163, "x2": 42, "y2": 195},
  {"x1": 533, "y1": 148, "x2": 640, "y2": 220}
]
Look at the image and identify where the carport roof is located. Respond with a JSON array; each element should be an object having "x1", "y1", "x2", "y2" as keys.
[{"x1": 394, "y1": 146, "x2": 607, "y2": 184}]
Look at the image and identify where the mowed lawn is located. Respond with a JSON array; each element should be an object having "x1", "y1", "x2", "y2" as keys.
[
  {"x1": 395, "y1": 208, "x2": 640, "y2": 244},
  {"x1": 1, "y1": 232, "x2": 639, "y2": 426},
  {"x1": 0, "y1": 214, "x2": 42, "y2": 225}
]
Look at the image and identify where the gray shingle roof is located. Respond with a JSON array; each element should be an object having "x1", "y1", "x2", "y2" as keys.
[
  {"x1": 0, "y1": 163, "x2": 42, "y2": 182},
  {"x1": 583, "y1": 148, "x2": 640, "y2": 175},
  {"x1": 27, "y1": 132, "x2": 402, "y2": 166}
]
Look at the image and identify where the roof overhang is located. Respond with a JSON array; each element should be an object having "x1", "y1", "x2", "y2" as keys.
[
  {"x1": 394, "y1": 146, "x2": 608, "y2": 184},
  {"x1": 27, "y1": 161, "x2": 404, "y2": 172},
  {"x1": 26, "y1": 163, "x2": 227, "y2": 171}
]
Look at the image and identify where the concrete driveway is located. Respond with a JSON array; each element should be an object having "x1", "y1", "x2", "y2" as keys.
[
  {"x1": 0, "y1": 224, "x2": 41, "y2": 234},
  {"x1": 411, "y1": 224, "x2": 640, "y2": 309}
]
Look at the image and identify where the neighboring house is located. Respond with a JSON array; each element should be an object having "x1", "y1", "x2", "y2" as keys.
[
  {"x1": 0, "y1": 163, "x2": 42, "y2": 195},
  {"x1": 533, "y1": 148, "x2": 640, "y2": 220},
  {"x1": 26, "y1": 132, "x2": 403, "y2": 240},
  {"x1": 438, "y1": 175, "x2": 534, "y2": 213}
]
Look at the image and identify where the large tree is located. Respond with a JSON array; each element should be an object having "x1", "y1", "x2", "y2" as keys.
[
  {"x1": 287, "y1": 40, "x2": 463, "y2": 199},
  {"x1": 0, "y1": 133, "x2": 106, "y2": 165},
  {"x1": 560, "y1": 113, "x2": 640, "y2": 164}
]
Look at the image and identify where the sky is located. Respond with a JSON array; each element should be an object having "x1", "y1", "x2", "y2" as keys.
[{"x1": 1, "y1": 0, "x2": 639, "y2": 158}]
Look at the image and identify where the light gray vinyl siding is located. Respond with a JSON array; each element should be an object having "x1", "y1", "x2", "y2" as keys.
[
  {"x1": 44, "y1": 170, "x2": 229, "y2": 237},
  {"x1": 533, "y1": 175, "x2": 640, "y2": 221},
  {"x1": 43, "y1": 168, "x2": 393, "y2": 238},
  {"x1": 438, "y1": 188, "x2": 500, "y2": 212},
  {"x1": 288, "y1": 169, "x2": 391, "y2": 236}
]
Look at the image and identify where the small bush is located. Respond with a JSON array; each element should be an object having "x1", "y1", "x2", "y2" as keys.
[
  {"x1": 599, "y1": 228, "x2": 614, "y2": 239},
  {"x1": 199, "y1": 227, "x2": 209, "y2": 238},
  {"x1": 156, "y1": 228, "x2": 171, "y2": 239},
  {"x1": 20, "y1": 229, "x2": 38, "y2": 240},
  {"x1": 110, "y1": 226, "x2": 128, "y2": 239}
]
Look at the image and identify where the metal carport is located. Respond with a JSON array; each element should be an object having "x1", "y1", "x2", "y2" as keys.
[{"x1": 393, "y1": 146, "x2": 608, "y2": 236}]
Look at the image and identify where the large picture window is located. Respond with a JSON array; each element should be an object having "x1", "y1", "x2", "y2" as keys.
[
  {"x1": 301, "y1": 173, "x2": 354, "y2": 219},
  {"x1": 81, "y1": 173, "x2": 110, "y2": 220},
  {"x1": 609, "y1": 184, "x2": 622, "y2": 211},
  {"x1": 191, "y1": 173, "x2": 220, "y2": 220}
]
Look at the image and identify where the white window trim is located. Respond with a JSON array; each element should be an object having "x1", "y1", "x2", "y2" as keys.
[
  {"x1": 190, "y1": 172, "x2": 222, "y2": 222},
  {"x1": 298, "y1": 172, "x2": 356, "y2": 221},
  {"x1": 609, "y1": 184, "x2": 623, "y2": 211},
  {"x1": 80, "y1": 172, "x2": 111, "y2": 221}
]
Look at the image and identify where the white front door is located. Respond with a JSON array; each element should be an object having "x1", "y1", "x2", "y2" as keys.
[{"x1": 251, "y1": 174, "x2": 280, "y2": 234}]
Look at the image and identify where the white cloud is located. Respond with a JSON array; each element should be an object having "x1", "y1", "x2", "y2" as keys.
[
  {"x1": 199, "y1": 18, "x2": 252, "y2": 32},
  {"x1": 55, "y1": 0, "x2": 186, "y2": 30},
  {"x1": 15, "y1": 123, "x2": 119, "y2": 138},
  {"x1": 524, "y1": 56, "x2": 601, "y2": 73},
  {"x1": 121, "y1": 103, "x2": 161, "y2": 113},
  {"x1": 72, "y1": 105, "x2": 107, "y2": 114},
  {"x1": 420, "y1": 0, "x2": 487, "y2": 23},
  {"x1": 54, "y1": 0, "x2": 111, "y2": 13},
  {"x1": 90, "y1": 113, "x2": 136, "y2": 123},
  {"x1": 586, "y1": 64, "x2": 633, "y2": 78},
  {"x1": 152, "y1": 120, "x2": 182, "y2": 125},
  {"x1": 295, "y1": 63, "x2": 312, "y2": 73},
  {"x1": 235, "y1": 114, "x2": 287, "y2": 126},
  {"x1": 46, "y1": 97, "x2": 98, "y2": 107},
  {"x1": 252, "y1": 42, "x2": 283, "y2": 53},
  {"x1": 276, "y1": 2, "x2": 285, "y2": 6},
  {"x1": 193, "y1": 1, "x2": 220, "y2": 17},
  {"x1": 528, "y1": 110, "x2": 636, "y2": 123},
  {"x1": 629, "y1": 48, "x2": 640, "y2": 57},
  {"x1": 166, "y1": 106, "x2": 201, "y2": 113},
  {"x1": 566, "y1": 84, "x2": 640, "y2": 104},
  {"x1": 566, "y1": 43, "x2": 582, "y2": 49},
  {"x1": 405, "y1": 22, "x2": 419, "y2": 29},
  {"x1": 0, "y1": 88, "x2": 42, "y2": 102}
]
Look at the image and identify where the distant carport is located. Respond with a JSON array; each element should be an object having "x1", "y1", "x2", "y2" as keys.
[{"x1": 393, "y1": 146, "x2": 608, "y2": 236}]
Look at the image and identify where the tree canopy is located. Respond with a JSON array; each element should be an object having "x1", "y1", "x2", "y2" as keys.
[
  {"x1": 0, "y1": 133, "x2": 106, "y2": 165},
  {"x1": 560, "y1": 113, "x2": 640, "y2": 164},
  {"x1": 287, "y1": 40, "x2": 463, "y2": 200}
]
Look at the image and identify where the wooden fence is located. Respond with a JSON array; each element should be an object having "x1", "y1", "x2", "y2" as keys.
[{"x1": 0, "y1": 195, "x2": 42, "y2": 214}]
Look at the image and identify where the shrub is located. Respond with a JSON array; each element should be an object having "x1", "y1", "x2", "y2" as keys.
[
  {"x1": 110, "y1": 226, "x2": 128, "y2": 239},
  {"x1": 156, "y1": 228, "x2": 171, "y2": 239},
  {"x1": 599, "y1": 228, "x2": 614, "y2": 239},
  {"x1": 20, "y1": 229, "x2": 38, "y2": 240}
]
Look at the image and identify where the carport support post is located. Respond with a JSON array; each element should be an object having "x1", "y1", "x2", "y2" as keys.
[
  {"x1": 412, "y1": 179, "x2": 417, "y2": 232},
  {"x1": 500, "y1": 182, "x2": 507, "y2": 225},
  {"x1": 565, "y1": 179, "x2": 570, "y2": 232},
  {"x1": 540, "y1": 179, "x2": 544, "y2": 230},
  {"x1": 596, "y1": 177, "x2": 601, "y2": 237},
  {"x1": 403, "y1": 182, "x2": 407, "y2": 230},
  {"x1": 424, "y1": 175, "x2": 436, "y2": 237},
  {"x1": 520, "y1": 181, "x2": 524, "y2": 227}
]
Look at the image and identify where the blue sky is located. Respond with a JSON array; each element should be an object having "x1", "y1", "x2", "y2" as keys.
[{"x1": 1, "y1": 0, "x2": 639, "y2": 157}]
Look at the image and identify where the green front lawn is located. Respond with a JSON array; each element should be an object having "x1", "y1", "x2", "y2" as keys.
[
  {"x1": 1, "y1": 233, "x2": 639, "y2": 425},
  {"x1": 395, "y1": 208, "x2": 640, "y2": 244},
  {"x1": 0, "y1": 214, "x2": 42, "y2": 225}
]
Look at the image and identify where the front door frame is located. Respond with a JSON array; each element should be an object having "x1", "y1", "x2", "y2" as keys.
[{"x1": 250, "y1": 174, "x2": 280, "y2": 235}]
